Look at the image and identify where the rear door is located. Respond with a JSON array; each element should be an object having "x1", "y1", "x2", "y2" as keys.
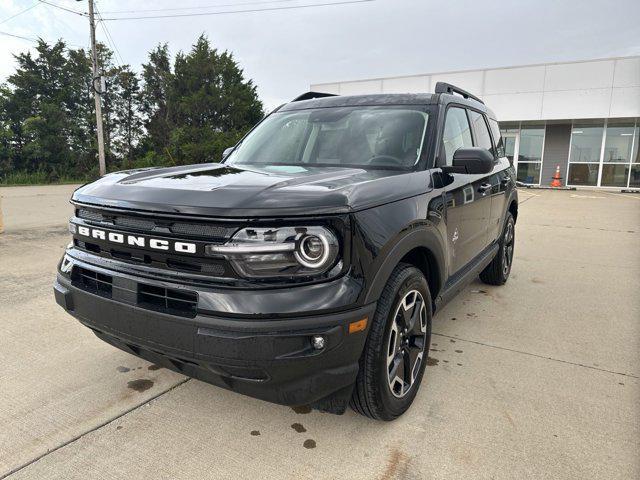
[
  {"x1": 440, "y1": 106, "x2": 493, "y2": 276},
  {"x1": 468, "y1": 111, "x2": 509, "y2": 243},
  {"x1": 485, "y1": 118, "x2": 513, "y2": 242}
]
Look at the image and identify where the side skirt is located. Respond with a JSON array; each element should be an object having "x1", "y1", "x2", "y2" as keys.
[{"x1": 433, "y1": 243, "x2": 499, "y2": 314}]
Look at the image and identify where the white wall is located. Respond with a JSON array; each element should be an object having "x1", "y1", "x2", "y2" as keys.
[{"x1": 311, "y1": 56, "x2": 640, "y2": 122}]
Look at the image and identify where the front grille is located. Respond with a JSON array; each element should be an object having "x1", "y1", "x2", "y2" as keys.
[
  {"x1": 73, "y1": 206, "x2": 238, "y2": 280},
  {"x1": 72, "y1": 266, "x2": 113, "y2": 298},
  {"x1": 72, "y1": 239, "x2": 229, "y2": 277},
  {"x1": 77, "y1": 208, "x2": 235, "y2": 241},
  {"x1": 138, "y1": 284, "x2": 198, "y2": 318},
  {"x1": 114, "y1": 216, "x2": 155, "y2": 231},
  {"x1": 78, "y1": 209, "x2": 104, "y2": 223},
  {"x1": 170, "y1": 222, "x2": 230, "y2": 238}
]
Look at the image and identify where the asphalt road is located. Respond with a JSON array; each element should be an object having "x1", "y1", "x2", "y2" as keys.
[{"x1": 0, "y1": 185, "x2": 638, "y2": 479}]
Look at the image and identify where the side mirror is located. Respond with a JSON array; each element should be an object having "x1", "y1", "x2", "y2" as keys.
[
  {"x1": 442, "y1": 147, "x2": 494, "y2": 175},
  {"x1": 221, "y1": 147, "x2": 234, "y2": 160}
]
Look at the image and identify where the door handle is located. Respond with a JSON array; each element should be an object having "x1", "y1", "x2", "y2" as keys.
[{"x1": 478, "y1": 183, "x2": 492, "y2": 193}]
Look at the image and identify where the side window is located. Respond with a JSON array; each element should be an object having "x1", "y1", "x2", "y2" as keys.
[
  {"x1": 442, "y1": 107, "x2": 473, "y2": 165},
  {"x1": 488, "y1": 118, "x2": 505, "y2": 157},
  {"x1": 468, "y1": 110, "x2": 493, "y2": 156}
]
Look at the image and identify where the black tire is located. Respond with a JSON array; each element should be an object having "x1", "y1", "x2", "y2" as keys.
[
  {"x1": 350, "y1": 263, "x2": 432, "y2": 421},
  {"x1": 480, "y1": 212, "x2": 515, "y2": 286}
]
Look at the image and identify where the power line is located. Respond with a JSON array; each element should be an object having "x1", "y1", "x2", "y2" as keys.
[
  {"x1": 0, "y1": 29, "x2": 84, "y2": 48},
  {"x1": 100, "y1": 0, "x2": 374, "y2": 21},
  {"x1": 37, "y1": 0, "x2": 87, "y2": 17},
  {"x1": 0, "y1": 30, "x2": 38, "y2": 42},
  {"x1": 0, "y1": 2, "x2": 40, "y2": 25},
  {"x1": 98, "y1": 0, "x2": 301, "y2": 15},
  {"x1": 94, "y1": 4, "x2": 125, "y2": 66}
]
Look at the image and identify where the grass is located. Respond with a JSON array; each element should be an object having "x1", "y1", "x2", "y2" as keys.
[{"x1": 0, "y1": 171, "x2": 93, "y2": 186}]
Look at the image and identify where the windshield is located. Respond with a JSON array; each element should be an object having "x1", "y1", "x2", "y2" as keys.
[{"x1": 225, "y1": 106, "x2": 429, "y2": 169}]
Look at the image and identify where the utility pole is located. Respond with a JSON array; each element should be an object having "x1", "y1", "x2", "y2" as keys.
[{"x1": 87, "y1": 0, "x2": 106, "y2": 176}]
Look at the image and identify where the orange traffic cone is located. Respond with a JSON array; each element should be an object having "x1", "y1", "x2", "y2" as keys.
[{"x1": 550, "y1": 165, "x2": 562, "y2": 188}]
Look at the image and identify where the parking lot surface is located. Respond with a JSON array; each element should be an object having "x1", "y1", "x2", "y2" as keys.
[{"x1": 0, "y1": 185, "x2": 638, "y2": 479}]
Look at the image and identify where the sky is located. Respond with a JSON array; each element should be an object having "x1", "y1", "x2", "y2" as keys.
[{"x1": 1, "y1": 0, "x2": 639, "y2": 110}]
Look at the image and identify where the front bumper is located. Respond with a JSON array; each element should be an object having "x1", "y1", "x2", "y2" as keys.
[{"x1": 54, "y1": 259, "x2": 375, "y2": 411}]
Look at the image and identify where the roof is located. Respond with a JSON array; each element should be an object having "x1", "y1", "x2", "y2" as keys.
[
  {"x1": 279, "y1": 91, "x2": 496, "y2": 119},
  {"x1": 279, "y1": 93, "x2": 436, "y2": 111}
]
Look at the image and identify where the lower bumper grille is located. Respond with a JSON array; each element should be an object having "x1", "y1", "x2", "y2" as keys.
[
  {"x1": 138, "y1": 284, "x2": 198, "y2": 318},
  {"x1": 71, "y1": 266, "x2": 198, "y2": 318},
  {"x1": 72, "y1": 267, "x2": 113, "y2": 298}
]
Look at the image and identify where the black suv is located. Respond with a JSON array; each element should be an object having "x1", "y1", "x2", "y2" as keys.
[{"x1": 55, "y1": 83, "x2": 517, "y2": 420}]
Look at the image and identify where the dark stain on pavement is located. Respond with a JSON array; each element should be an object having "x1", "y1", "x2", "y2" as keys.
[
  {"x1": 455, "y1": 350, "x2": 463, "y2": 353},
  {"x1": 291, "y1": 423, "x2": 307, "y2": 433},
  {"x1": 426, "y1": 357, "x2": 439, "y2": 366},
  {"x1": 250, "y1": 430, "x2": 261, "y2": 436},
  {"x1": 303, "y1": 439, "x2": 316, "y2": 449},
  {"x1": 148, "y1": 364, "x2": 162, "y2": 371},
  {"x1": 116, "y1": 366, "x2": 130, "y2": 373},
  {"x1": 379, "y1": 448, "x2": 409, "y2": 480},
  {"x1": 292, "y1": 405, "x2": 312, "y2": 414},
  {"x1": 127, "y1": 379, "x2": 154, "y2": 392}
]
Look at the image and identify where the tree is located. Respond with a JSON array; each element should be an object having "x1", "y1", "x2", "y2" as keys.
[
  {"x1": 4, "y1": 40, "x2": 83, "y2": 178},
  {"x1": 139, "y1": 44, "x2": 173, "y2": 160},
  {"x1": 110, "y1": 67, "x2": 142, "y2": 164},
  {"x1": 0, "y1": 35, "x2": 264, "y2": 184},
  {"x1": 165, "y1": 35, "x2": 263, "y2": 165}
]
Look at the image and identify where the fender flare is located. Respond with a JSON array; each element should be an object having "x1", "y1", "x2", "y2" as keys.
[{"x1": 363, "y1": 225, "x2": 447, "y2": 305}]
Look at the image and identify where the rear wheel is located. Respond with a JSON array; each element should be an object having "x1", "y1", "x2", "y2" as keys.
[
  {"x1": 480, "y1": 212, "x2": 515, "y2": 285},
  {"x1": 350, "y1": 263, "x2": 432, "y2": 420}
]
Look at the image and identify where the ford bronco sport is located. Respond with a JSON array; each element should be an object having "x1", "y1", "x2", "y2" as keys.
[{"x1": 55, "y1": 82, "x2": 517, "y2": 420}]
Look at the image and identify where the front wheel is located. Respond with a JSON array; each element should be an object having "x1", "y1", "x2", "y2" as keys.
[
  {"x1": 350, "y1": 263, "x2": 432, "y2": 420},
  {"x1": 480, "y1": 212, "x2": 515, "y2": 285}
]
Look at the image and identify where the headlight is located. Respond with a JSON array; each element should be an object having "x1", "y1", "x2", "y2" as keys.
[{"x1": 205, "y1": 226, "x2": 339, "y2": 279}]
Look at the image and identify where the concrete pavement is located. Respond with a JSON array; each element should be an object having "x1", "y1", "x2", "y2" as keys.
[{"x1": 0, "y1": 185, "x2": 638, "y2": 479}]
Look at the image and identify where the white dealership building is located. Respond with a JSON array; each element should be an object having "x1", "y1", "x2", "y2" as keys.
[{"x1": 311, "y1": 56, "x2": 640, "y2": 190}]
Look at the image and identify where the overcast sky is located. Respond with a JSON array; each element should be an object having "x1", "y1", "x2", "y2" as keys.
[{"x1": 1, "y1": 0, "x2": 639, "y2": 110}]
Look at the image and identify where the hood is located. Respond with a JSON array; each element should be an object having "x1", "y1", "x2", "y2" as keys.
[{"x1": 72, "y1": 163, "x2": 433, "y2": 217}]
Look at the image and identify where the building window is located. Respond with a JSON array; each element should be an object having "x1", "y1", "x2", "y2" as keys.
[
  {"x1": 568, "y1": 118, "x2": 639, "y2": 188},
  {"x1": 630, "y1": 123, "x2": 640, "y2": 188},
  {"x1": 517, "y1": 124, "x2": 545, "y2": 184},
  {"x1": 568, "y1": 121, "x2": 603, "y2": 186},
  {"x1": 601, "y1": 119, "x2": 636, "y2": 187}
]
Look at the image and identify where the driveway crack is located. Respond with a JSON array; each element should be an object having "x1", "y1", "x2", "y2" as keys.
[
  {"x1": 0, "y1": 378, "x2": 190, "y2": 479},
  {"x1": 432, "y1": 333, "x2": 638, "y2": 379}
]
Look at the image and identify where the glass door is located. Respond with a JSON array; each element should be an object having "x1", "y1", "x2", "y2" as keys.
[
  {"x1": 516, "y1": 126, "x2": 544, "y2": 185},
  {"x1": 500, "y1": 123, "x2": 545, "y2": 185},
  {"x1": 503, "y1": 133, "x2": 518, "y2": 165}
]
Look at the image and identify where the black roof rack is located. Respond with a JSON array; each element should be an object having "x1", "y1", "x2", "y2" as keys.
[
  {"x1": 434, "y1": 82, "x2": 484, "y2": 105},
  {"x1": 291, "y1": 91, "x2": 338, "y2": 102}
]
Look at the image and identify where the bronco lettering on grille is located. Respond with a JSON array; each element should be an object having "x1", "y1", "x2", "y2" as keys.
[{"x1": 76, "y1": 225, "x2": 197, "y2": 254}]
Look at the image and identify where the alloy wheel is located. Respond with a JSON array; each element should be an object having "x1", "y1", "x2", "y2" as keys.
[
  {"x1": 502, "y1": 219, "x2": 515, "y2": 277},
  {"x1": 386, "y1": 290, "x2": 427, "y2": 398}
]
